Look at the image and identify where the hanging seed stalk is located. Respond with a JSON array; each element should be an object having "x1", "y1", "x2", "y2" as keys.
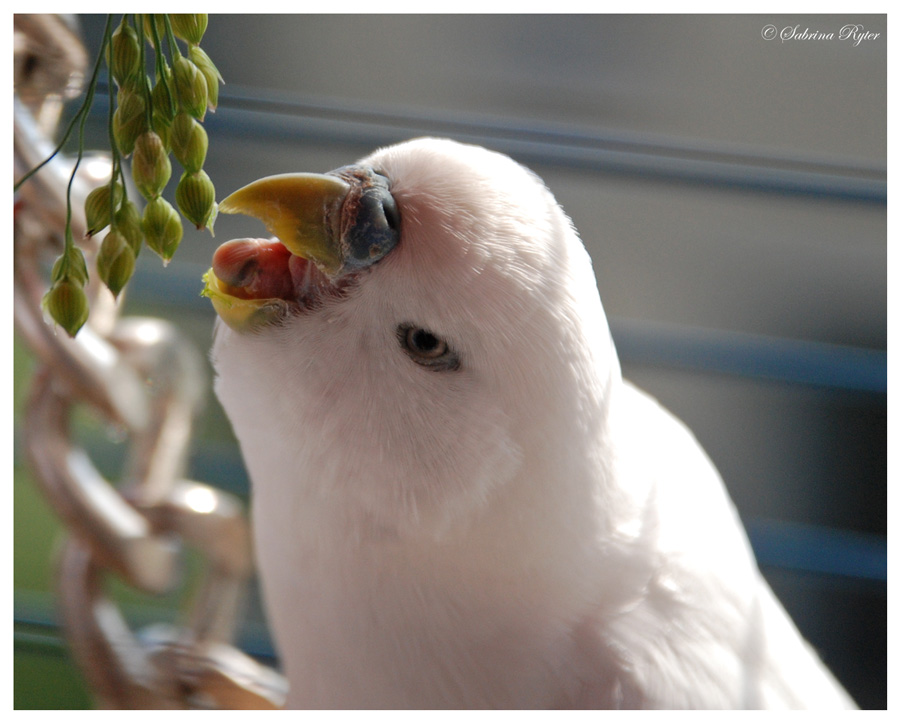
[{"x1": 15, "y1": 14, "x2": 223, "y2": 335}]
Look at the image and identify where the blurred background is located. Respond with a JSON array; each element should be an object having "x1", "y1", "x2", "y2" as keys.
[{"x1": 14, "y1": 14, "x2": 886, "y2": 709}]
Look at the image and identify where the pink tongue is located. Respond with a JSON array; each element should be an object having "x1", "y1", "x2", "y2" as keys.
[{"x1": 212, "y1": 238, "x2": 296, "y2": 300}]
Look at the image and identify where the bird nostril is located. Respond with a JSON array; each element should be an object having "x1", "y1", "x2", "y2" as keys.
[{"x1": 382, "y1": 195, "x2": 400, "y2": 232}]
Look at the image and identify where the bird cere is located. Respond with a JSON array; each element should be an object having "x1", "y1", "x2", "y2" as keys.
[{"x1": 206, "y1": 138, "x2": 856, "y2": 709}]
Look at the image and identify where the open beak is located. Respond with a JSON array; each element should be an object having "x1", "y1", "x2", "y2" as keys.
[{"x1": 204, "y1": 166, "x2": 400, "y2": 331}]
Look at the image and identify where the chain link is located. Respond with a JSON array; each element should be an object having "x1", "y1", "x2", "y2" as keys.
[{"x1": 14, "y1": 15, "x2": 286, "y2": 709}]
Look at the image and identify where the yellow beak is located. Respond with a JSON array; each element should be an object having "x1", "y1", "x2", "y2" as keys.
[
  {"x1": 202, "y1": 269, "x2": 289, "y2": 330},
  {"x1": 217, "y1": 173, "x2": 351, "y2": 277},
  {"x1": 206, "y1": 166, "x2": 399, "y2": 331}
]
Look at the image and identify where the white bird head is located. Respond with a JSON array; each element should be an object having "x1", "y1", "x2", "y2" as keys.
[{"x1": 208, "y1": 138, "x2": 619, "y2": 539}]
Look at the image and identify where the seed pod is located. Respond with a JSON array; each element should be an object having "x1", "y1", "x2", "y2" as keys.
[
  {"x1": 176, "y1": 170, "x2": 216, "y2": 229},
  {"x1": 113, "y1": 89, "x2": 147, "y2": 156},
  {"x1": 173, "y1": 56, "x2": 208, "y2": 120},
  {"x1": 142, "y1": 15, "x2": 166, "y2": 48},
  {"x1": 117, "y1": 72, "x2": 149, "y2": 98},
  {"x1": 152, "y1": 110, "x2": 171, "y2": 151},
  {"x1": 170, "y1": 112, "x2": 208, "y2": 173},
  {"x1": 85, "y1": 182, "x2": 124, "y2": 237},
  {"x1": 142, "y1": 197, "x2": 183, "y2": 262},
  {"x1": 132, "y1": 131, "x2": 172, "y2": 200},
  {"x1": 51, "y1": 247, "x2": 89, "y2": 286},
  {"x1": 96, "y1": 229, "x2": 136, "y2": 298},
  {"x1": 151, "y1": 63, "x2": 176, "y2": 126},
  {"x1": 109, "y1": 20, "x2": 141, "y2": 86},
  {"x1": 188, "y1": 45, "x2": 222, "y2": 111},
  {"x1": 44, "y1": 278, "x2": 89, "y2": 336},
  {"x1": 170, "y1": 14, "x2": 208, "y2": 45},
  {"x1": 114, "y1": 199, "x2": 144, "y2": 256}
]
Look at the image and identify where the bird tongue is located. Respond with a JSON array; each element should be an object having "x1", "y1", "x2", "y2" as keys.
[{"x1": 212, "y1": 238, "x2": 341, "y2": 306}]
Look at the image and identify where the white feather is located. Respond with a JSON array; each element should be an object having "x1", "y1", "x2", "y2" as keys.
[{"x1": 212, "y1": 138, "x2": 856, "y2": 709}]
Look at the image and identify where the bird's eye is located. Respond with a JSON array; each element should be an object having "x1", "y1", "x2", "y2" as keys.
[{"x1": 397, "y1": 324, "x2": 460, "y2": 371}]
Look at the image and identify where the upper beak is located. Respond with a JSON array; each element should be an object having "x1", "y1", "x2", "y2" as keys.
[{"x1": 217, "y1": 173, "x2": 351, "y2": 277}]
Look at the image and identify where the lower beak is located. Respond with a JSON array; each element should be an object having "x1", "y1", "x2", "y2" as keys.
[{"x1": 202, "y1": 268, "x2": 290, "y2": 330}]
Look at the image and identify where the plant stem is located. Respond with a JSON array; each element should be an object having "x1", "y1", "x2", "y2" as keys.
[
  {"x1": 14, "y1": 15, "x2": 116, "y2": 194},
  {"x1": 59, "y1": 13, "x2": 115, "y2": 276},
  {"x1": 135, "y1": 15, "x2": 154, "y2": 129},
  {"x1": 106, "y1": 20, "x2": 121, "y2": 229},
  {"x1": 163, "y1": 15, "x2": 182, "y2": 60}
]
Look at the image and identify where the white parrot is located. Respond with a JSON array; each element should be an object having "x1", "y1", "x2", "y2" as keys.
[{"x1": 204, "y1": 137, "x2": 856, "y2": 709}]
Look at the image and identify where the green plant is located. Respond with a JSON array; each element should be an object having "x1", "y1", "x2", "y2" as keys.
[{"x1": 15, "y1": 14, "x2": 223, "y2": 336}]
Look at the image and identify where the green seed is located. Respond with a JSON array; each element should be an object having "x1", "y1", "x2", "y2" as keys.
[
  {"x1": 96, "y1": 230, "x2": 136, "y2": 298},
  {"x1": 84, "y1": 183, "x2": 124, "y2": 237},
  {"x1": 173, "y1": 56, "x2": 208, "y2": 120},
  {"x1": 176, "y1": 170, "x2": 216, "y2": 229},
  {"x1": 43, "y1": 278, "x2": 89, "y2": 336},
  {"x1": 152, "y1": 110, "x2": 172, "y2": 151},
  {"x1": 188, "y1": 45, "x2": 222, "y2": 111},
  {"x1": 113, "y1": 89, "x2": 147, "y2": 156},
  {"x1": 142, "y1": 197, "x2": 183, "y2": 263},
  {"x1": 50, "y1": 247, "x2": 89, "y2": 286},
  {"x1": 170, "y1": 14, "x2": 208, "y2": 45},
  {"x1": 171, "y1": 112, "x2": 208, "y2": 173},
  {"x1": 114, "y1": 199, "x2": 144, "y2": 257},
  {"x1": 109, "y1": 20, "x2": 141, "y2": 86},
  {"x1": 151, "y1": 63, "x2": 176, "y2": 126},
  {"x1": 132, "y1": 131, "x2": 172, "y2": 200},
  {"x1": 142, "y1": 15, "x2": 167, "y2": 48}
]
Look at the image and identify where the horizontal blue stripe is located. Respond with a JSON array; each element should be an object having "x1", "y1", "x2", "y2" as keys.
[
  {"x1": 87, "y1": 84, "x2": 885, "y2": 203},
  {"x1": 610, "y1": 319, "x2": 887, "y2": 394},
  {"x1": 747, "y1": 518, "x2": 887, "y2": 582}
]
